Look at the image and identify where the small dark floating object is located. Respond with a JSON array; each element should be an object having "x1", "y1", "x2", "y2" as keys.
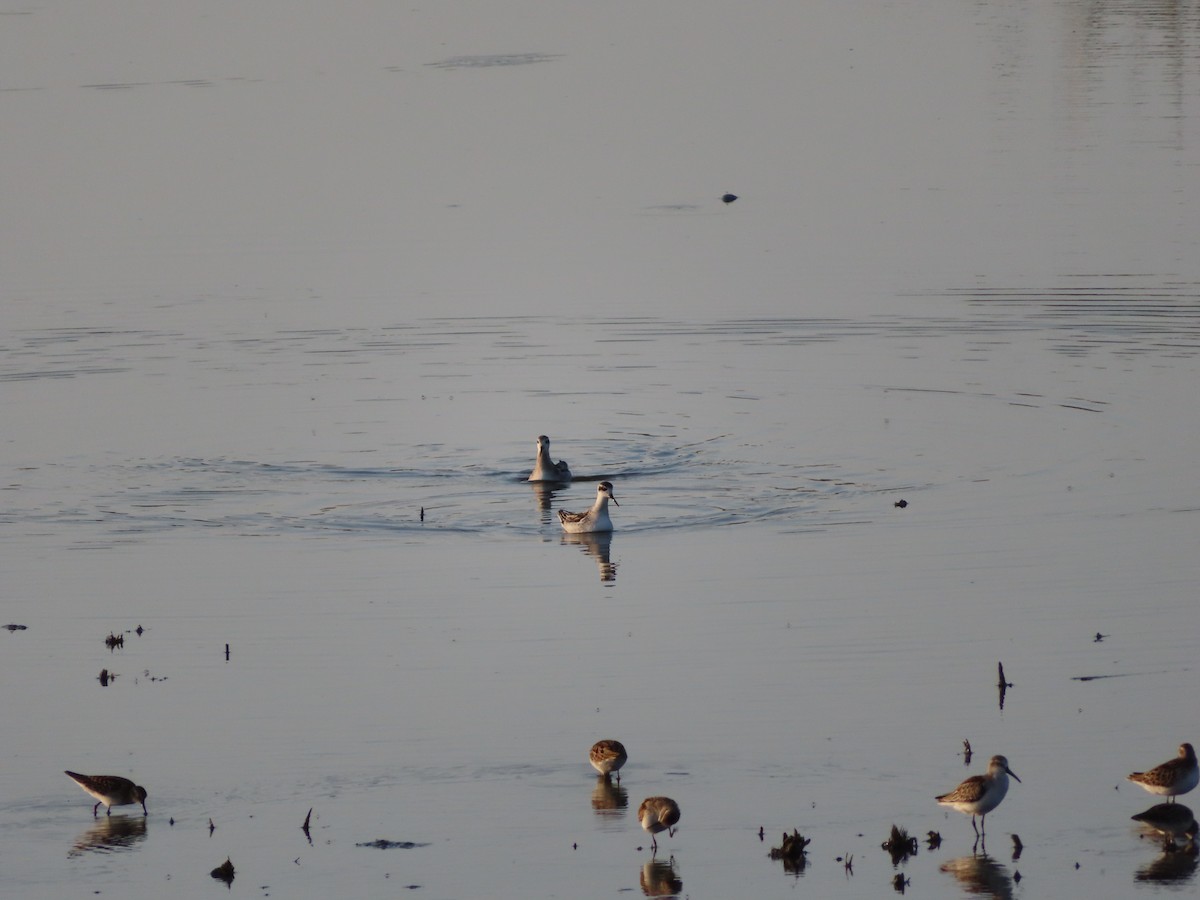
[
  {"x1": 302, "y1": 807, "x2": 313, "y2": 832},
  {"x1": 1094, "y1": 632, "x2": 1107, "y2": 642},
  {"x1": 105, "y1": 632, "x2": 124, "y2": 649},
  {"x1": 420, "y1": 506, "x2": 425, "y2": 522},
  {"x1": 883, "y1": 824, "x2": 919, "y2": 863},
  {"x1": 768, "y1": 829, "x2": 811, "y2": 870},
  {"x1": 1013, "y1": 870, "x2": 1022, "y2": 882},
  {"x1": 758, "y1": 825, "x2": 764, "y2": 840},
  {"x1": 356, "y1": 839, "x2": 427, "y2": 849},
  {"x1": 98, "y1": 669, "x2": 111, "y2": 686},
  {"x1": 136, "y1": 625, "x2": 143, "y2": 636},
  {"x1": 210, "y1": 858, "x2": 235, "y2": 886},
  {"x1": 894, "y1": 499, "x2": 908, "y2": 508},
  {"x1": 4, "y1": 623, "x2": 27, "y2": 631},
  {"x1": 1012, "y1": 833, "x2": 1024, "y2": 855},
  {"x1": 208, "y1": 818, "x2": 216, "y2": 835},
  {"x1": 892, "y1": 872, "x2": 910, "y2": 892},
  {"x1": 721, "y1": 193, "x2": 738, "y2": 204},
  {"x1": 926, "y1": 830, "x2": 942, "y2": 849}
]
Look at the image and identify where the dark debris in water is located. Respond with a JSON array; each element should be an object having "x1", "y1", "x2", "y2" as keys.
[
  {"x1": 210, "y1": 857, "x2": 235, "y2": 887},
  {"x1": 768, "y1": 829, "x2": 811, "y2": 871},
  {"x1": 883, "y1": 824, "x2": 919, "y2": 864},
  {"x1": 356, "y1": 839, "x2": 429, "y2": 849},
  {"x1": 4, "y1": 623, "x2": 27, "y2": 631}
]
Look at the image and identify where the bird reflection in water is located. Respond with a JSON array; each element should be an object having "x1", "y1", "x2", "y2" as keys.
[
  {"x1": 939, "y1": 853, "x2": 1015, "y2": 900},
  {"x1": 591, "y1": 775, "x2": 628, "y2": 814},
  {"x1": 68, "y1": 815, "x2": 148, "y2": 857},
  {"x1": 530, "y1": 482, "x2": 558, "y2": 514},
  {"x1": 639, "y1": 857, "x2": 682, "y2": 897},
  {"x1": 561, "y1": 531, "x2": 617, "y2": 582},
  {"x1": 1135, "y1": 846, "x2": 1199, "y2": 885}
]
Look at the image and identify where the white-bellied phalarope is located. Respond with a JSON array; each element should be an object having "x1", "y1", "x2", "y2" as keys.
[
  {"x1": 1129, "y1": 743, "x2": 1199, "y2": 802},
  {"x1": 65, "y1": 771, "x2": 148, "y2": 817},
  {"x1": 935, "y1": 755, "x2": 1019, "y2": 836},
  {"x1": 528, "y1": 435, "x2": 571, "y2": 482},
  {"x1": 638, "y1": 796, "x2": 680, "y2": 853},
  {"x1": 558, "y1": 481, "x2": 618, "y2": 533}
]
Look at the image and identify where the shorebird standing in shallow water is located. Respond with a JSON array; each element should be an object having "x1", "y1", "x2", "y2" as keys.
[
  {"x1": 589, "y1": 740, "x2": 628, "y2": 781},
  {"x1": 528, "y1": 435, "x2": 571, "y2": 482},
  {"x1": 638, "y1": 796, "x2": 680, "y2": 853},
  {"x1": 935, "y1": 755, "x2": 1020, "y2": 836},
  {"x1": 1128, "y1": 743, "x2": 1199, "y2": 803},
  {"x1": 65, "y1": 771, "x2": 148, "y2": 817},
  {"x1": 558, "y1": 481, "x2": 618, "y2": 533}
]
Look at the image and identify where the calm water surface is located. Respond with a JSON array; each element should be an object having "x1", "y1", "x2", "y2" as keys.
[{"x1": 4, "y1": 2, "x2": 1200, "y2": 899}]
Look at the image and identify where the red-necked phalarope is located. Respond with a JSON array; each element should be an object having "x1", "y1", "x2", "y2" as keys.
[
  {"x1": 528, "y1": 435, "x2": 571, "y2": 482},
  {"x1": 935, "y1": 755, "x2": 1019, "y2": 836},
  {"x1": 65, "y1": 771, "x2": 148, "y2": 817},
  {"x1": 589, "y1": 739, "x2": 628, "y2": 781},
  {"x1": 638, "y1": 796, "x2": 680, "y2": 854},
  {"x1": 558, "y1": 481, "x2": 618, "y2": 533},
  {"x1": 1129, "y1": 743, "x2": 1199, "y2": 802}
]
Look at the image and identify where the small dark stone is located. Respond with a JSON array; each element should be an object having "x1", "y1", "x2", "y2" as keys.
[
  {"x1": 894, "y1": 499, "x2": 908, "y2": 508},
  {"x1": 721, "y1": 193, "x2": 738, "y2": 204}
]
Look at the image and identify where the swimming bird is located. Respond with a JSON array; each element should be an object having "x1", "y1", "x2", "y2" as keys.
[
  {"x1": 935, "y1": 755, "x2": 1020, "y2": 836},
  {"x1": 589, "y1": 739, "x2": 628, "y2": 781},
  {"x1": 65, "y1": 771, "x2": 148, "y2": 817},
  {"x1": 638, "y1": 796, "x2": 680, "y2": 853},
  {"x1": 528, "y1": 435, "x2": 571, "y2": 482},
  {"x1": 1128, "y1": 743, "x2": 1199, "y2": 802},
  {"x1": 1132, "y1": 803, "x2": 1200, "y2": 848},
  {"x1": 558, "y1": 481, "x2": 618, "y2": 533}
]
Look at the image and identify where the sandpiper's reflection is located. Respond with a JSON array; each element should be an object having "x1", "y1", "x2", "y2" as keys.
[
  {"x1": 68, "y1": 814, "x2": 148, "y2": 857},
  {"x1": 591, "y1": 775, "x2": 628, "y2": 814},
  {"x1": 530, "y1": 482, "x2": 559, "y2": 514},
  {"x1": 1135, "y1": 846, "x2": 1199, "y2": 884},
  {"x1": 939, "y1": 852, "x2": 1014, "y2": 900},
  {"x1": 639, "y1": 856, "x2": 682, "y2": 897},
  {"x1": 562, "y1": 531, "x2": 617, "y2": 582}
]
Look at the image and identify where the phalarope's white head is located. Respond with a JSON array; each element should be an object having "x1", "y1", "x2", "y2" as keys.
[
  {"x1": 935, "y1": 755, "x2": 1020, "y2": 836},
  {"x1": 528, "y1": 435, "x2": 571, "y2": 482},
  {"x1": 558, "y1": 481, "x2": 618, "y2": 533}
]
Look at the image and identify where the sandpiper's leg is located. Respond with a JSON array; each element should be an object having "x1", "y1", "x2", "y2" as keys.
[{"x1": 92, "y1": 801, "x2": 101, "y2": 817}]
